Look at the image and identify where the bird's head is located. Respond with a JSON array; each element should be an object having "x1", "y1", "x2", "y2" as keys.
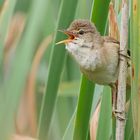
[
  {"x1": 56, "y1": 19, "x2": 102, "y2": 51},
  {"x1": 56, "y1": 19, "x2": 103, "y2": 68}
]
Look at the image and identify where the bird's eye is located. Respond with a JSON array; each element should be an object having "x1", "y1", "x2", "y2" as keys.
[{"x1": 78, "y1": 29, "x2": 84, "y2": 35}]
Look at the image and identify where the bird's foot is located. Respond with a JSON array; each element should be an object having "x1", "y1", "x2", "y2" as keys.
[
  {"x1": 119, "y1": 50, "x2": 130, "y2": 59},
  {"x1": 113, "y1": 109, "x2": 126, "y2": 121}
]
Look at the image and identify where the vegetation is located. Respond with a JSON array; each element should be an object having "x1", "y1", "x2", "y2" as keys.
[{"x1": 0, "y1": 0, "x2": 139, "y2": 140}]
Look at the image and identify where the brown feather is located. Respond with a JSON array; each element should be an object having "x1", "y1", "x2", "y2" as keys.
[{"x1": 103, "y1": 36, "x2": 120, "y2": 45}]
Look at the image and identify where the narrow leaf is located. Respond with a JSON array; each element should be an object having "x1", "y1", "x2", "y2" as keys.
[{"x1": 37, "y1": 0, "x2": 79, "y2": 139}]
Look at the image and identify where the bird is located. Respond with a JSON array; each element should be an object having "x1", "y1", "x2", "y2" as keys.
[{"x1": 56, "y1": 19, "x2": 130, "y2": 111}]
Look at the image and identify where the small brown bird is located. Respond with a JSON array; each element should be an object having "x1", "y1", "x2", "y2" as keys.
[{"x1": 56, "y1": 19, "x2": 130, "y2": 109}]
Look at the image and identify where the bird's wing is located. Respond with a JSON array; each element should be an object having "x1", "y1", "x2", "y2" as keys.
[
  {"x1": 103, "y1": 36, "x2": 131, "y2": 67},
  {"x1": 103, "y1": 36, "x2": 133, "y2": 85},
  {"x1": 103, "y1": 36, "x2": 130, "y2": 57},
  {"x1": 103, "y1": 36, "x2": 120, "y2": 45}
]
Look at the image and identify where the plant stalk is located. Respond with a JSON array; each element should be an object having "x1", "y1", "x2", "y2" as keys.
[{"x1": 115, "y1": 0, "x2": 129, "y2": 140}]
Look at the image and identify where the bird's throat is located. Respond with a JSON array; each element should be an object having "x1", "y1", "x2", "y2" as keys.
[{"x1": 66, "y1": 41, "x2": 101, "y2": 71}]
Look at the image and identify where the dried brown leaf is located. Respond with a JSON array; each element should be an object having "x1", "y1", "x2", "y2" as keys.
[
  {"x1": 90, "y1": 103, "x2": 100, "y2": 140},
  {"x1": 4, "y1": 13, "x2": 25, "y2": 52},
  {"x1": 109, "y1": 2, "x2": 120, "y2": 39},
  {"x1": 12, "y1": 134, "x2": 37, "y2": 140},
  {"x1": 16, "y1": 35, "x2": 53, "y2": 136},
  {"x1": 4, "y1": 13, "x2": 26, "y2": 76}
]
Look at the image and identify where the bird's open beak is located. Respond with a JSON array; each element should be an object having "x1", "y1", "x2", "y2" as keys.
[{"x1": 56, "y1": 30, "x2": 76, "y2": 45}]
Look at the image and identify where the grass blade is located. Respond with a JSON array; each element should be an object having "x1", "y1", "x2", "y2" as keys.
[
  {"x1": 125, "y1": 102, "x2": 134, "y2": 140},
  {"x1": 96, "y1": 87, "x2": 112, "y2": 140},
  {"x1": 130, "y1": 0, "x2": 140, "y2": 139},
  {"x1": 0, "y1": 0, "x2": 17, "y2": 68},
  {"x1": 37, "y1": 0, "x2": 79, "y2": 139},
  {"x1": 0, "y1": 0, "x2": 49, "y2": 139},
  {"x1": 73, "y1": 0, "x2": 110, "y2": 139},
  {"x1": 91, "y1": 0, "x2": 111, "y2": 33},
  {"x1": 62, "y1": 108, "x2": 76, "y2": 140},
  {"x1": 73, "y1": 75, "x2": 95, "y2": 140}
]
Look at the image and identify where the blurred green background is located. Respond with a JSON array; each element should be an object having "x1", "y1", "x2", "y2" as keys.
[{"x1": 0, "y1": 0, "x2": 139, "y2": 140}]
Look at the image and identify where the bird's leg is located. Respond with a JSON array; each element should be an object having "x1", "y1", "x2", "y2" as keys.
[
  {"x1": 113, "y1": 110, "x2": 126, "y2": 121},
  {"x1": 110, "y1": 83, "x2": 117, "y2": 112},
  {"x1": 119, "y1": 50, "x2": 130, "y2": 59},
  {"x1": 110, "y1": 83, "x2": 126, "y2": 121}
]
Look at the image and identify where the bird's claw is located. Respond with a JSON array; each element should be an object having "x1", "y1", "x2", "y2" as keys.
[
  {"x1": 113, "y1": 109, "x2": 126, "y2": 121},
  {"x1": 119, "y1": 50, "x2": 130, "y2": 59}
]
